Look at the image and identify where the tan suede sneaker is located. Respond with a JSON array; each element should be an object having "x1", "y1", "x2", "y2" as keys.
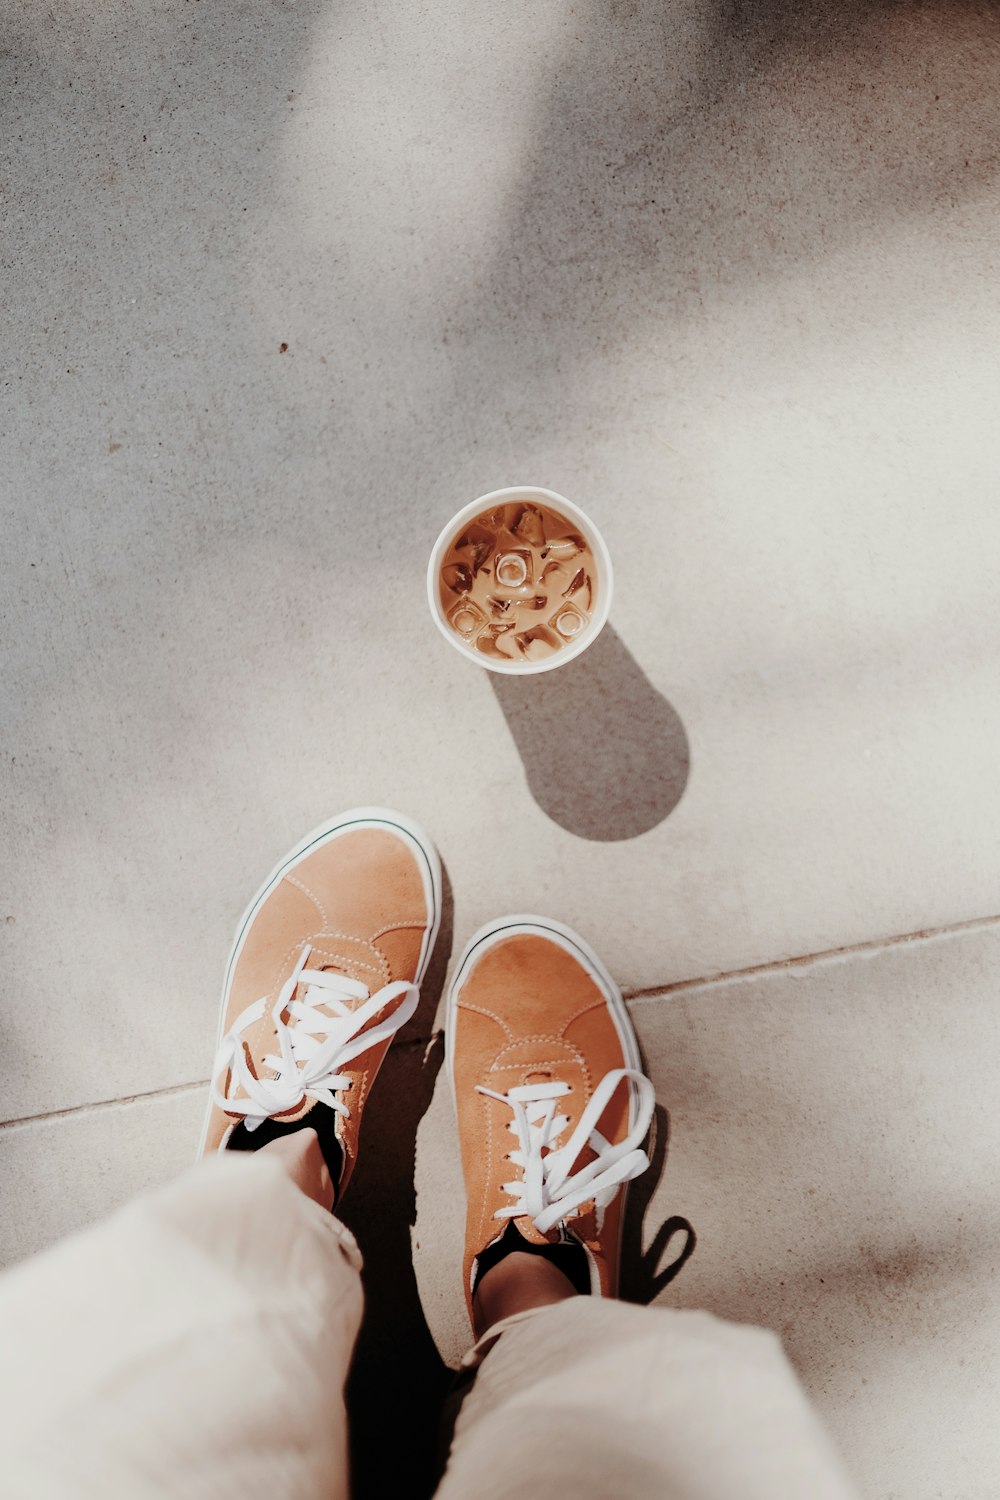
[
  {"x1": 199, "y1": 808, "x2": 441, "y2": 1199},
  {"x1": 446, "y1": 916, "x2": 655, "y2": 1322}
]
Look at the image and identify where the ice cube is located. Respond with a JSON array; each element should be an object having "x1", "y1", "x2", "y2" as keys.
[
  {"x1": 441, "y1": 561, "x2": 473, "y2": 595},
  {"x1": 455, "y1": 522, "x2": 495, "y2": 549},
  {"x1": 510, "y1": 503, "x2": 546, "y2": 548},
  {"x1": 544, "y1": 533, "x2": 586, "y2": 562},
  {"x1": 539, "y1": 560, "x2": 569, "y2": 590},
  {"x1": 486, "y1": 595, "x2": 513, "y2": 619},
  {"x1": 448, "y1": 599, "x2": 488, "y2": 639},
  {"x1": 516, "y1": 624, "x2": 561, "y2": 661},
  {"x1": 495, "y1": 550, "x2": 532, "y2": 588},
  {"x1": 552, "y1": 603, "x2": 586, "y2": 639},
  {"x1": 483, "y1": 506, "x2": 512, "y2": 530},
  {"x1": 455, "y1": 523, "x2": 496, "y2": 577},
  {"x1": 562, "y1": 568, "x2": 592, "y2": 610},
  {"x1": 476, "y1": 624, "x2": 519, "y2": 660}
]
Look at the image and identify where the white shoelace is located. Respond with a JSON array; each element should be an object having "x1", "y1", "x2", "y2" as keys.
[
  {"x1": 477, "y1": 1067, "x2": 655, "y2": 1235},
  {"x1": 213, "y1": 944, "x2": 418, "y2": 1132}
]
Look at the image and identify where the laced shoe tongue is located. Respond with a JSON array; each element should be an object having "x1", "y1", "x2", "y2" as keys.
[
  {"x1": 304, "y1": 961, "x2": 363, "y2": 1012},
  {"x1": 282, "y1": 952, "x2": 385, "y2": 1035},
  {"x1": 513, "y1": 1073, "x2": 568, "y2": 1244},
  {"x1": 308, "y1": 961, "x2": 417, "y2": 1049},
  {"x1": 310, "y1": 951, "x2": 373, "y2": 990},
  {"x1": 475, "y1": 1067, "x2": 656, "y2": 1238},
  {"x1": 213, "y1": 944, "x2": 420, "y2": 1133},
  {"x1": 512, "y1": 1215, "x2": 555, "y2": 1247},
  {"x1": 265, "y1": 962, "x2": 353, "y2": 1074}
]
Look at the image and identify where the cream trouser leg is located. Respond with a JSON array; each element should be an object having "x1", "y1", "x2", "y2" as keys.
[
  {"x1": 438, "y1": 1299, "x2": 862, "y2": 1500},
  {"x1": 0, "y1": 1153, "x2": 362, "y2": 1500},
  {"x1": 0, "y1": 1153, "x2": 860, "y2": 1500}
]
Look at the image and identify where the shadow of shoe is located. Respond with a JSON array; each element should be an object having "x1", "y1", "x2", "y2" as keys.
[
  {"x1": 489, "y1": 623, "x2": 690, "y2": 841},
  {"x1": 338, "y1": 868, "x2": 455, "y2": 1500},
  {"x1": 620, "y1": 1102, "x2": 697, "y2": 1304}
]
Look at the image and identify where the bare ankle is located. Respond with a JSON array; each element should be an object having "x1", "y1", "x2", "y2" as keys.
[
  {"x1": 472, "y1": 1250, "x2": 579, "y2": 1337},
  {"x1": 258, "y1": 1127, "x2": 335, "y2": 1211}
]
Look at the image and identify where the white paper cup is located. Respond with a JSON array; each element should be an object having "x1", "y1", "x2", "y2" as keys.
[{"x1": 427, "y1": 486, "x2": 614, "y2": 675}]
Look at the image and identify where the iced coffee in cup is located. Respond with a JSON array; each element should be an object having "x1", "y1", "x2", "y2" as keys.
[{"x1": 427, "y1": 487, "x2": 613, "y2": 674}]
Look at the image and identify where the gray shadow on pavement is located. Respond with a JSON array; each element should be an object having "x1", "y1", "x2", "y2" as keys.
[
  {"x1": 620, "y1": 1103, "x2": 697, "y2": 1305},
  {"x1": 338, "y1": 866, "x2": 455, "y2": 1500},
  {"x1": 489, "y1": 623, "x2": 690, "y2": 841}
]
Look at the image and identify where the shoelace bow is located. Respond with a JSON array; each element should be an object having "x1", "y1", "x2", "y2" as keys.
[
  {"x1": 477, "y1": 1067, "x2": 655, "y2": 1235},
  {"x1": 213, "y1": 944, "x2": 418, "y2": 1131}
]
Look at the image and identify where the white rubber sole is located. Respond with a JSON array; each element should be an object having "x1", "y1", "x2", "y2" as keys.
[{"x1": 196, "y1": 806, "x2": 443, "y2": 1159}]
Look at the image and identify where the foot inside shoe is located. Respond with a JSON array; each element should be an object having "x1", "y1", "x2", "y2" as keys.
[
  {"x1": 472, "y1": 1218, "x2": 591, "y2": 1298},
  {"x1": 225, "y1": 1108, "x2": 345, "y2": 1205}
]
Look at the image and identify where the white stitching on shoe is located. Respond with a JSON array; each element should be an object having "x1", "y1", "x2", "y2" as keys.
[
  {"x1": 310, "y1": 936, "x2": 386, "y2": 980},
  {"x1": 477, "y1": 1088, "x2": 499, "y2": 1243},
  {"x1": 283, "y1": 875, "x2": 329, "y2": 926},
  {"x1": 370, "y1": 918, "x2": 429, "y2": 941},
  {"x1": 233, "y1": 933, "x2": 386, "y2": 1024},
  {"x1": 338, "y1": 1063, "x2": 373, "y2": 1169},
  {"x1": 487, "y1": 1037, "x2": 593, "y2": 1097},
  {"x1": 557, "y1": 997, "x2": 623, "y2": 1036},
  {"x1": 264, "y1": 936, "x2": 325, "y2": 1008},
  {"x1": 489, "y1": 1054, "x2": 590, "y2": 1077},
  {"x1": 456, "y1": 1001, "x2": 515, "y2": 1039}
]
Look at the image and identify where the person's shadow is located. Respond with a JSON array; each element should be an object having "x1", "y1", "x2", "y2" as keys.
[
  {"x1": 490, "y1": 623, "x2": 690, "y2": 841},
  {"x1": 337, "y1": 876, "x2": 696, "y2": 1500},
  {"x1": 336, "y1": 871, "x2": 455, "y2": 1500}
]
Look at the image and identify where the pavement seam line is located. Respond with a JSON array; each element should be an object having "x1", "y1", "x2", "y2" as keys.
[
  {"x1": 623, "y1": 910, "x2": 1000, "y2": 1005},
  {"x1": 0, "y1": 1036, "x2": 437, "y2": 1134},
  {"x1": 5, "y1": 912, "x2": 997, "y2": 1132},
  {"x1": 0, "y1": 1079, "x2": 210, "y2": 1134}
]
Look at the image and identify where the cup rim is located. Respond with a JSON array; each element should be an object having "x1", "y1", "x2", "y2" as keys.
[{"x1": 426, "y1": 486, "x2": 614, "y2": 675}]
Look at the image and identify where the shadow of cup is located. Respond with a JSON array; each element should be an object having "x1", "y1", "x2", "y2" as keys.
[{"x1": 489, "y1": 622, "x2": 690, "y2": 841}]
